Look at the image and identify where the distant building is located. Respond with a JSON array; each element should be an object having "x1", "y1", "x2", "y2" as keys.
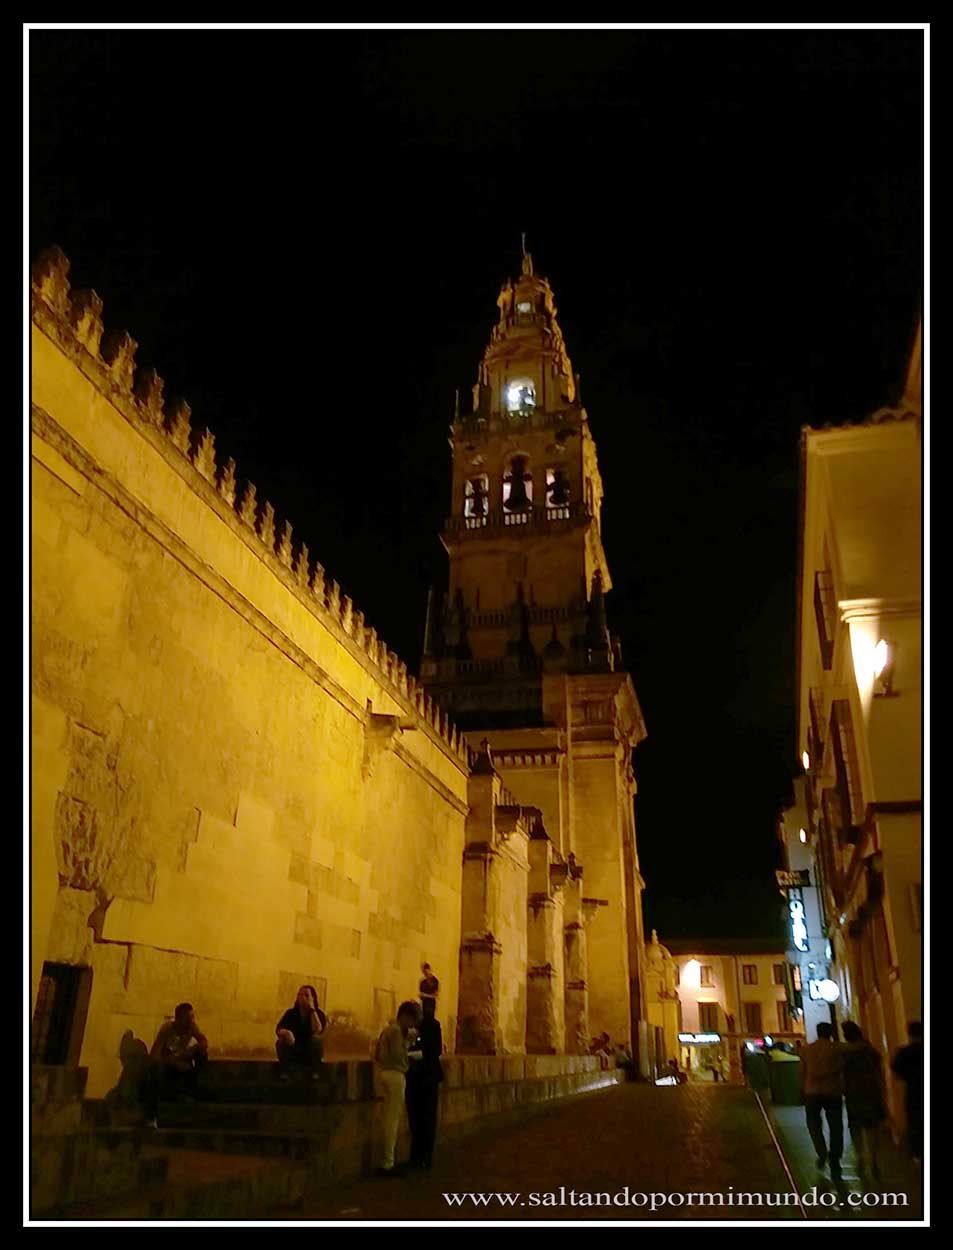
[
  {"x1": 794, "y1": 324, "x2": 922, "y2": 1126},
  {"x1": 660, "y1": 938, "x2": 805, "y2": 1083}
]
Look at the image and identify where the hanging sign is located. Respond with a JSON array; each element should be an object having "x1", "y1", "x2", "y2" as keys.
[
  {"x1": 788, "y1": 889, "x2": 809, "y2": 953},
  {"x1": 776, "y1": 869, "x2": 811, "y2": 888}
]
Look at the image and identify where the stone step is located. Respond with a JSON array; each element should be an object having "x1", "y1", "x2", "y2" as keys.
[
  {"x1": 93, "y1": 1099, "x2": 339, "y2": 1134},
  {"x1": 79, "y1": 1125, "x2": 371, "y2": 1186},
  {"x1": 57, "y1": 1148, "x2": 310, "y2": 1220}
]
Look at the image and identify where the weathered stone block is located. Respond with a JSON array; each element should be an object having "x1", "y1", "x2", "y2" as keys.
[{"x1": 293, "y1": 913, "x2": 323, "y2": 951}]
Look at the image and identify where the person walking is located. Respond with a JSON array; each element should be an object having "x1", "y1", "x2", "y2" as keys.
[
  {"x1": 841, "y1": 1021, "x2": 887, "y2": 1182},
  {"x1": 275, "y1": 985, "x2": 326, "y2": 1082},
  {"x1": 801, "y1": 1021, "x2": 845, "y2": 1179},
  {"x1": 892, "y1": 1021, "x2": 924, "y2": 1164},
  {"x1": 374, "y1": 1000, "x2": 420, "y2": 1177},
  {"x1": 405, "y1": 997, "x2": 444, "y2": 1169}
]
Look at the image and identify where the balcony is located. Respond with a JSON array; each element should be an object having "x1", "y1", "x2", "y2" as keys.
[{"x1": 445, "y1": 501, "x2": 592, "y2": 537}]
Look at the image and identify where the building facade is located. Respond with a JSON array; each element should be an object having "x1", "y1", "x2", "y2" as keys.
[
  {"x1": 30, "y1": 245, "x2": 644, "y2": 1098},
  {"x1": 794, "y1": 327, "x2": 922, "y2": 1126},
  {"x1": 777, "y1": 779, "x2": 834, "y2": 1043},
  {"x1": 661, "y1": 939, "x2": 805, "y2": 1083},
  {"x1": 421, "y1": 246, "x2": 650, "y2": 1065}
]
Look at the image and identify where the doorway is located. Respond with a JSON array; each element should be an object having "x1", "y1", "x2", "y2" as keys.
[{"x1": 30, "y1": 963, "x2": 92, "y2": 1066}]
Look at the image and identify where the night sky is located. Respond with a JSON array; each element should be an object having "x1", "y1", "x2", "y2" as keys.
[{"x1": 29, "y1": 27, "x2": 923, "y2": 941}]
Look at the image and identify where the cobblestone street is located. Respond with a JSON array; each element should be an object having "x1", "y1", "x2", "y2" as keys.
[{"x1": 287, "y1": 1083, "x2": 801, "y2": 1222}]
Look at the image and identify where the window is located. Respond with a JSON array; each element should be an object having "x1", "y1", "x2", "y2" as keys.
[
  {"x1": 777, "y1": 1002, "x2": 793, "y2": 1032},
  {"x1": 699, "y1": 965, "x2": 714, "y2": 987},
  {"x1": 792, "y1": 965, "x2": 802, "y2": 991},
  {"x1": 545, "y1": 467, "x2": 570, "y2": 517},
  {"x1": 674, "y1": 965, "x2": 680, "y2": 987},
  {"x1": 742, "y1": 1002, "x2": 762, "y2": 1035},
  {"x1": 772, "y1": 963, "x2": 785, "y2": 985},
  {"x1": 742, "y1": 964, "x2": 758, "y2": 986},
  {"x1": 813, "y1": 569, "x2": 836, "y2": 670},
  {"x1": 831, "y1": 699, "x2": 864, "y2": 844},
  {"x1": 698, "y1": 1002, "x2": 719, "y2": 1032},
  {"x1": 502, "y1": 456, "x2": 533, "y2": 515},
  {"x1": 505, "y1": 379, "x2": 536, "y2": 414},
  {"x1": 464, "y1": 474, "x2": 489, "y2": 525}
]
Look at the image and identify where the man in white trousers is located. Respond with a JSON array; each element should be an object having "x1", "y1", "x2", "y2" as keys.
[{"x1": 375, "y1": 1001, "x2": 420, "y2": 1177}]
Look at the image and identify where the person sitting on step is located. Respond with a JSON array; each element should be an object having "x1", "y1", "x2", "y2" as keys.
[
  {"x1": 141, "y1": 1002, "x2": 209, "y2": 1128},
  {"x1": 276, "y1": 985, "x2": 327, "y2": 1082}
]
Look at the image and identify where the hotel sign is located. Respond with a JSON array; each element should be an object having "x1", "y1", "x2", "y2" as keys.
[
  {"x1": 776, "y1": 869, "x2": 811, "y2": 888},
  {"x1": 788, "y1": 888, "x2": 809, "y2": 953}
]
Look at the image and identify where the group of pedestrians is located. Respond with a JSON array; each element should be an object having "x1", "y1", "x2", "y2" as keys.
[
  {"x1": 374, "y1": 964, "x2": 444, "y2": 1177},
  {"x1": 801, "y1": 1019, "x2": 923, "y2": 1183}
]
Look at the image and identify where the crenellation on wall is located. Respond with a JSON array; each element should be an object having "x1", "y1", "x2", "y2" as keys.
[
  {"x1": 192, "y1": 428, "x2": 217, "y2": 485},
  {"x1": 258, "y1": 500, "x2": 276, "y2": 550},
  {"x1": 31, "y1": 250, "x2": 469, "y2": 762},
  {"x1": 133, "y1": 366, "x2": 165, "y2": 425},
  {"x1": 218, "y1": 457, "x2": 238, "y2": 507},
  {"x1": 165, "y1": 397, "x2": 192, "y2": 454},
  {"x1": 101, "y1": 328, "x2": 138, "y2": 391},
  {"x1": 67, "y1": 288, "x2": 105, "y2": 356}
]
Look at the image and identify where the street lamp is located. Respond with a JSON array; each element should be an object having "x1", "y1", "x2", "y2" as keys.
[{"x1": 873, "y1": 639, "x2": 898, "y2": 697}]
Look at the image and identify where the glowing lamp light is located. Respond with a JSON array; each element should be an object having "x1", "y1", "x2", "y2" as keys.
[
  {"x1": 808, "y1": 978, "x2": 841, "y2": 1003},
  {"x1": 799, "y1": 828, "x2": 808, "y2": 844},
  {"x1": 802, "y1": 750, "x2": 811, "y2": 771},
  {"x1": 872, "y1": 638, "x2": 897, "y2": 696},
  {"x1": 873, "y1": 639, "x2": 890, "y2": 679},
  {"x1": 507, "y1": 385, "x2": 522, "y2": 407},
  {"x1": 681, "y1": 959, "x2": 701, "y2": 987}
]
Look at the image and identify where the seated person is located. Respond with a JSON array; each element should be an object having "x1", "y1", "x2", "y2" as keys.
[
  {"x1": 141, "y1": 1002, "x2": 209, "y2": 1127},
  {"x1": 276, "y1": 985, "x2": 326, "y2": 1082}
]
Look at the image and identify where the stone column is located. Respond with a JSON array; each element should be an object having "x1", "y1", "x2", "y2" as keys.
[
  {"x1": 563, "y1": 868, "x2": 589, "y2": 1053},
  {"x1": 526, "y1": 820, "x2": 567, "y2": 1053},
  {"x1": 457, "y1": 742, "x2": 530, "y2": 1054}
]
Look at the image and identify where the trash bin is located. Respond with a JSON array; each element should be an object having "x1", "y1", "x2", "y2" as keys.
[
  {"x1": 744, "y1": 1051, "x2": 771, "y2": 1093},
  {"x1": 768, "y1": 1054, "x2": 803, "y2": 1106}
]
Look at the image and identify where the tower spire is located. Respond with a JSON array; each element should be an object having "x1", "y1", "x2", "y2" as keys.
[{"x1": 521, "y1": 232, "x2": 534, "y2": 276}]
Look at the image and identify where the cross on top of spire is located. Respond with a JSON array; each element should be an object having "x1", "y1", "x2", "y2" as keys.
[{"x1": 520, "y1": 232, "x2": 534, "y2": 277}]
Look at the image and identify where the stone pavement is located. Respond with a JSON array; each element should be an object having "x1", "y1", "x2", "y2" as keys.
[
  {"x1": 767, "y1": 1102, "x2": 923, "y2": 1222},
  {"x1": 280, "y1": 1082, "x2": 805, "y2": 1222}
]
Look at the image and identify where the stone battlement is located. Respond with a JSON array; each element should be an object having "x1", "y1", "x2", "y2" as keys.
[{"x1": 31, "y1": 246, "x2": 467, "y2": 766}]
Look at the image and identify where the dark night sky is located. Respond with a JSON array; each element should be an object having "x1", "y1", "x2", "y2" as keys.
[{"x1": 29, "y1": 27, "x2": 923, "y2": 941}]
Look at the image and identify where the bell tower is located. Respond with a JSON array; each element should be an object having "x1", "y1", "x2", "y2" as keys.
[{"x1": 423, "y1": 245, "x2": 651, "y2": 1063}]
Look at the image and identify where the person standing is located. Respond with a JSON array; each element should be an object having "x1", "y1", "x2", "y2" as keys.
[
  {"x1": 275, "y1": 985, "x2": 327, "y2": 1082},
  {"x1": 841, "y1": 1021, "x2": 887, "y2": 1182},
  {"x1": 892, "y1": 1021, "x2": 924, "y2": 1164},
  {"x1": 375, "y1": 1001, "x2": 420, "y2": 1177},
  {"x1": 419, "y1": 963, "x2": 439, "y2": 1003},
  {"x1": 405, "y1": 997, "x2": 444, "y2": 1169},
  {"x1": 801, "y1": 1021, "x2": 845, "y2": 1179},
  {"x1": 141, "y1": 1002, "x2": 209, "y2": 1128}
]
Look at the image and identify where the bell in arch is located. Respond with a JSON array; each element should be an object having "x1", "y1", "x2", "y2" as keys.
[{"x1": 504, "y1": 456, "x2": 532, "y2": 512}]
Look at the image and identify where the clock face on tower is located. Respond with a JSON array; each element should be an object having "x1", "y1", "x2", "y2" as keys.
[{"x1": 506, "y1": 379, "x2": 536, "y2": 415}]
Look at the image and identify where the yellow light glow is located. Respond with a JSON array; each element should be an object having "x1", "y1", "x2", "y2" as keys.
[
  {"x1": 681, "y1": 959, "x2": 700, "y2": 988},
  {"x1": 802, "y1": 751, "x2": 811, "y2": 771},
  {"x1": 873, "y1": 638, "x2": 890, "y2": 679},
  {"x1": 799, "y1": 828, "x2": 808, "y2": 844}
]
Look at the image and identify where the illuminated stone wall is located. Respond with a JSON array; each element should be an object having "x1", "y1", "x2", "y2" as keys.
[{"x1": 30, "y1": 250, "x2": 470, "y2": 1096}]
